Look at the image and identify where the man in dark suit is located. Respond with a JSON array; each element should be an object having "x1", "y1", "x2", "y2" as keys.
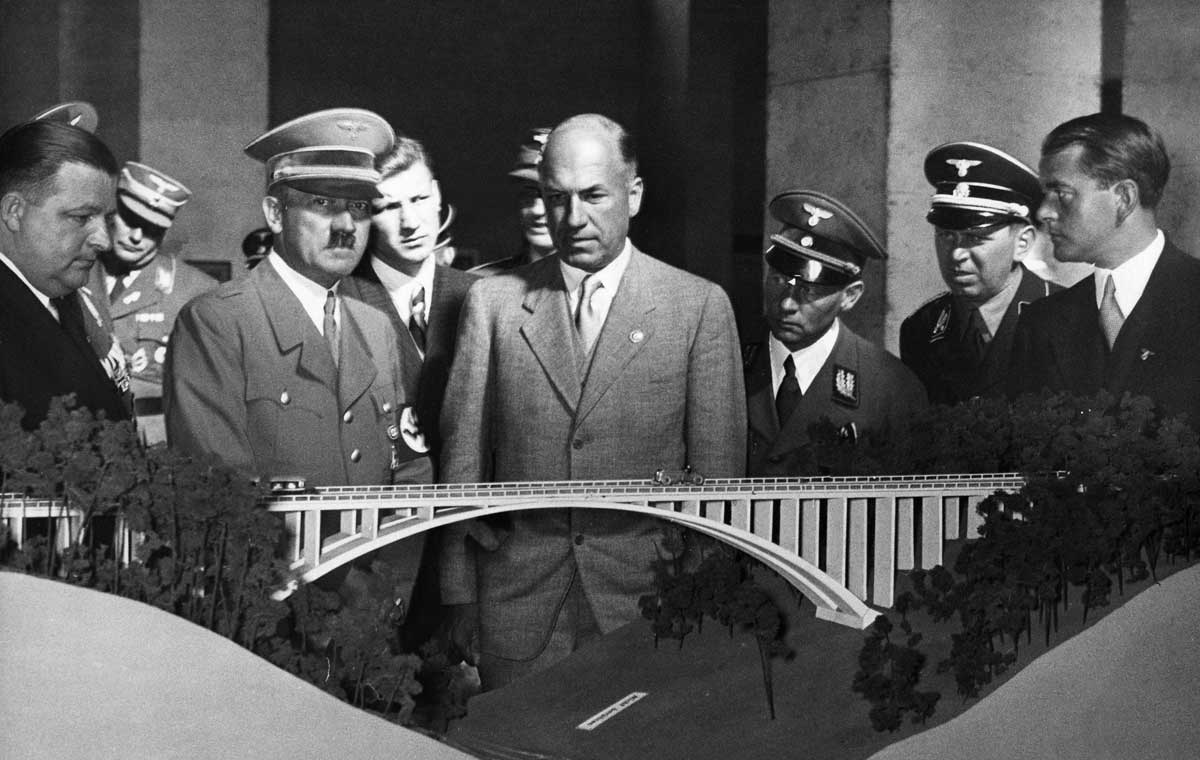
[
  {"x1": 746, "y1": 190, "x2": 927, "y2": 476},
  {"x1": 342, "y1": 136, "x2": 476, "y2": 470},
  {"x1": 1009, "y1": 113, "x2": 1200, "y2": 426},
  {"x1": 166, "y1": 108, "x2": 432, "y2": 488},
  {"x1": 0, "y1": 103, "x2": 132, "y2": 429},
  {"x1": 99, "y1": 161, "x2": 215, "y2": 444},
  {"x1": 439, "y1": 113, "x2": 746, "y2": 688},
  {"x1": 901, "y1": 142, "x2": 1059, "y2": 404}
]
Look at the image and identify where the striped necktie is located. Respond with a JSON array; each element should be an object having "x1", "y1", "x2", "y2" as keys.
[
  {"x1": 409, "y1": 284, "x2": 428, "y2": 354},
  {"x1": 323, "y1": 290, "x2": 339, "y2": 367}
]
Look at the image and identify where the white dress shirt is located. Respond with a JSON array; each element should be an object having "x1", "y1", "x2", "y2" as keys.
[
  {"x1": 267, "y1": 250, "x2": 339, "y2": 335},
  {"x1": 371, "y1": 253, "x2": 436, "y2": 327},
  {"x1": 1092, "y1": 229, "x2": 1164, "y2": 316},
  {"x1": 559, "y1": 238, "x2": 632, "y2": 326},
  {"x1": 769, "y1": 318, "x2": 841, "y2": 396}
]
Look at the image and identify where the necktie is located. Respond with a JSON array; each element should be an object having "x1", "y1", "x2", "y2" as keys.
[
  {"x1": 775, "y1": 354, "x2": 802, "y2": 425},
  {"x1": 575, "y1": 275, "x2": 604, "y2": 354},
  {"x1": 108, "y1": 275, "x2": 127, "y2": 304},
  {"x1": 323, "y1": 290, "x2": 339, "y2": 367},
  {"x1": 53, "y1": 295, "x2": 89, "y2": 348},
  {"x1": 1099, "y1": 274, "x2": 1124, "y2": 349},
  {"x1": 409, "y1": 284, "x2": 427, "y2": 354},
  {"x1": 964, "y1": 307, "x2": 989, "y2": 365}
]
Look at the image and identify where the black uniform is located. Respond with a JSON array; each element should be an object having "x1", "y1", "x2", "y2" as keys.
[{"x1": 901, "y1": 265, "x2": 1058, "y2": 404}]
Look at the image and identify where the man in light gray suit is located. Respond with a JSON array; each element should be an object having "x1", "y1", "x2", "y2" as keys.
[{"x1": 439, "y1": 113, "x2": 746, "y2": 689}]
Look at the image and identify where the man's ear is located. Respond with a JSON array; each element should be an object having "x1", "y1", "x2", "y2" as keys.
[
  {"x1": 0, "y1": 191, "x2": 26, "y2": 233},
  {"x1": 1112, "y1": 178, "x2": 1140, "y2": 226},
  {"x1": 839, "y1": 280, "x2": 865, "y2": 312},
  {"x1": 1012, "y1": 223, "x2": 1037, "y2": 260},
  {"x1": 261, "y1": 195, "x2": 285, "y2": 235},
  {"x1": 628, "y1": 175, "x2": 644, "y2": 218}
]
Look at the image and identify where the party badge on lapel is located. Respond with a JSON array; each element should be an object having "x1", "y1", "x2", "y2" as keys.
[
  {"x1": 930, "y1": 305, "x2": 950, "y2": 342},
  {"x1": 1139, "y1": 348, "x2": 1155, "y2": 361},
  {"x1": 833, "y1": 365, "x2": 859, "y2": 408},
  {"x1": 838, "y1": 421, "x2": 858, "y2": 443},
  {"x1": 629, "y1": 329, "x2": 645, "y2": 344}
]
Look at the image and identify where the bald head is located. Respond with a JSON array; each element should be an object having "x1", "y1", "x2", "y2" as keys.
[{"x1": 539, "y1": 114, "x2": 643, "y2": 272}]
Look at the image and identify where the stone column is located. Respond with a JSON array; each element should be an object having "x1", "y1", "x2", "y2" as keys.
[{"x1": 1123, "y1": 1, "x2": 1200, "y2": 255}]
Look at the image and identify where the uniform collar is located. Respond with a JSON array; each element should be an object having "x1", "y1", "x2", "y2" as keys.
[{"x1": 267, "y1": 249, "x2": 339, "y2": 334}]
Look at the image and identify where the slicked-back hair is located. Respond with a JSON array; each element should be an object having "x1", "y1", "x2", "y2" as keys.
[
  {"x1": 0, "y1": 120, "x2": 118, "y2": 202},
  {"x1": 543, "y1": 114, "x2": 639, "y2": 177},
  {"x1": 1041, "y1": 113, "x2": 1170, "y2": 209},
  {"x1": 377, "y1": 136, "x2": 433, "y2": 179}
]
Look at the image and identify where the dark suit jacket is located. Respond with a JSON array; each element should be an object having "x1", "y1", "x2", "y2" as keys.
[
  {"x1": 901, "y1": 265, "x2": 1058, "y2": 404},
  {"x1": 164, "y1": 258, "x2": 431, "y2": 486},
  {"x1": 0, "y1": 263, "x2": 129, "y2": 428},
  {"x1": 343, "y1": 259, "x2": 476, "y2": 471},
  {"x1": 1009, "y1": 242, "x2": 1200, "y2": 426},
  {"x1": 746, "y1": 323, "x2": 928, "y2": 476},
  {"x1": 438, "y1": 248, "x2": 747, "y2": 660}
]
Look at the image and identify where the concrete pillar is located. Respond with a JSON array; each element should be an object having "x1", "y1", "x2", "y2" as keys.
[
  {"x1": 766, "y1": 0, "x2": 892, "y2": 343},
  {"x1": 887, "y1": 0, "x2": 1102, "y2": 349},
  {"x1": 1124, "y1": 1, "x2": 1200, "y2": 255},
  {"x1": 139, "y1": 0, "x2": 269, "y2": 277}
]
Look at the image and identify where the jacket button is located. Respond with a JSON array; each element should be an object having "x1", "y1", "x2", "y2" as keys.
[
  {"x1": 343, "y1": 410, "x2": 353, "y2": 423},
  {"x1": 280, "y1": 391, "x2": 290, "y2": 405},
  {"x1": 382, "y1": 401, "x2": 392, "y2": 413},
  {"x1": 572, "y1": 439, "x2": 583, "y2": 450},
  {"x1": 574, "y1": 534, "x2": 585, "y2": 546},
  {"x1": 350, "y1": 449, "x2": 361, "y2": 463}
]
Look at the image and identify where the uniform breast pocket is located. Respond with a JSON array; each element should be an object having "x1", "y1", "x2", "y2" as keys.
[{"x1": 245, "y1": 380, "x2": 327, "y2": 469}]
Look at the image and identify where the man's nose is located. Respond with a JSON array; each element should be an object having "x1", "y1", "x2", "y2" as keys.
[
  {"x1": 1037, "y1": 196, "x2": 1057, "y2": 222},
  {"x1": 331, "y1": 206, "x2": 356, "y2": 230},
  {"x1": 89, "y1": 218, "x2": 112, "y2": 250},
  {"x1": 564, "y1": 196, "x2": 586, "y2": 227},
  {"x1": 129, "y1": 226, "x2": 143, "y2": 244}
]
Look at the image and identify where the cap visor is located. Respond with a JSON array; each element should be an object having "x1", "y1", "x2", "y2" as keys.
[
  {"x1": 279, "y1": 177, "x2": 382, "y2": 200},
  {"x1": 927, "y1": 206, "x2": 1023, "y2": 230}
]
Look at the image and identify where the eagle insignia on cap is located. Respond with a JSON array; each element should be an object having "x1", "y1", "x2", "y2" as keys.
[
  {"x1": 833, "y1": 365, "x2": 859, "y2": 408},
  {"x1": 802, "y1": 203, "x2": 833, "y2": 227},
  {"x1": 953, "y1": 182, "x2": 971, "y2": 198},
  {"x1": 147, "y1": 175, "x2": 181, "y2": 196},
  {"x1": 947, "y1": 158, "x2": 982, "y2": 177},
  {"x1": 335, "y1": 120, "x2": 369, "y2": 138}
]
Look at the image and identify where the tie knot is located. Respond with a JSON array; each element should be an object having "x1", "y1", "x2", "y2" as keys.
[
  {"x1": 323, "y1": 290, "x2": 337, "y2": 317},
  {"x1": 783, "y1": 354, "x2": 796, "y2": 377},
  {"x1": 580, "y1": 275, "x2": 602, "y2": 304},
  {"x1": 411, "y1": 284, "x2": 426, "y2": 310}
]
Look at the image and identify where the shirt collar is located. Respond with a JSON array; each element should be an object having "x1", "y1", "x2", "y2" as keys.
[
  {"x1": 371, "y1": 254, "x2": 435, "y2": 322},
  {"x1": 973, "y1": 266, "x2": 1023, "y2": 338},
  {"x1": 267, "y1": 250, "x2": 339, "y2": 333},
  {"x1": 559, "y1": 239, "x2": 632, "y2": 295},
  {"x1": 1093, "y1": 229, "x2": 1164, "y2": 314},
  {"x1": 0, "y1": 249, "x2": 57, "y2": 318},
  {"x1": 768, "y1": 318, "x2": 841, "y2": 395}
]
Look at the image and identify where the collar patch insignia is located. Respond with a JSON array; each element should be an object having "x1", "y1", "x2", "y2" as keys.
[
  {"x1": 930, "y1": 304, "x2": 951, "y2": 342},
  {"x1": 947, "y1": 158, "x2": 981, "y2": 177},
  {"x1": 802, "y1": 203, "x2": 833, "y2": 227},
  {"x1": 833, "y1": 364, "x2": 859, "y2": 408}
]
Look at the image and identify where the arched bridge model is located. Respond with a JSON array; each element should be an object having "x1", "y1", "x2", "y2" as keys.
[{"x1": 265, "y1": 473, "x2": 1027, "y2": 629}]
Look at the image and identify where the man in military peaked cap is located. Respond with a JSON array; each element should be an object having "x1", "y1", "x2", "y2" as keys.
[
  {"x1": 471, "y1": 127, "x2": 556, "y2": 276},
  {"x1": 166, "y1": 108, "x2": 432, "y2": 493},
  {"x1": 900, "y1": 142, "x2": 1058, "y2": 405},
  {"x1": 0, "y1": 101, "x2": 133, "y2": 428},
  {"x1": 98, "y1": 161, "x2": 215, "y2": 444},
  {"x1": 745, "y1": 189, "x2": 926, "y2": 476}
]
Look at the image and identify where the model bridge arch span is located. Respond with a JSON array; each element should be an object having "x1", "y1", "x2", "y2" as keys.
[{"x1": 265, "y1": 473, "x2": 1028, "y2": 629}]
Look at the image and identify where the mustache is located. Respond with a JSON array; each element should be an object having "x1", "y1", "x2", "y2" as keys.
[{"x1": 327, "y1": 231, "x2": 357, "y2": 249}]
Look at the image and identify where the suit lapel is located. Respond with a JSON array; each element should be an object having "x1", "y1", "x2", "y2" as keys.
[
  {"x1": 255, "y1": 260, "x2": 338, "y2": 385},
  {"x1": 345, "y1": 263, "x2": 421, "y2": 395},
  {"x1": 1048, "y1": 276, "x2": 1105, "y2": 389},
  {"x1": 337, "y1": 299, "x2": 378, "y2": 411},
  {"x1": 520, "y1": 260, "x2": 581, "y2": 412},
  {"x1": 576, "y1": 249, "x2": 655, "y2": 422},
  {"x1": 745, "y1": 338, "x2": 779, "y2": 443},
  {"x1": 1107, "y1": 244, "x2": 1180, "y2": 390}
]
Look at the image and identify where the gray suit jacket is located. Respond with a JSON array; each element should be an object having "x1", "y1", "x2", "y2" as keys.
[{"x1": 438, "y1": 247, "x2": 746, "y2": 660}]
